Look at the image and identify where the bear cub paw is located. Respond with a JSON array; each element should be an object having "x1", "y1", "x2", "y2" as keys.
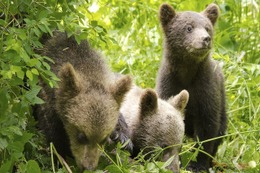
[{"x1": 109, "y1": 113, "x2": 133, "y2": 153}]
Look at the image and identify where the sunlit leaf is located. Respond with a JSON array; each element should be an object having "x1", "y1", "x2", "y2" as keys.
[
  {"x1": 26, "y1": 70, "x2": 33, "y2": 81},
  {"x1": 26, "y1": 160, "x2": 41, "y2": 173}
]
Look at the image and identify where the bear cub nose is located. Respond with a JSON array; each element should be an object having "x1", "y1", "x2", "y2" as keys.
[{"x1": 203, "y1": 36, "x2": 211, "y2": 47}]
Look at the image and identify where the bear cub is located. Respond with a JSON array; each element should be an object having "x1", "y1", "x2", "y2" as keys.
[
  {"x1": 120, "y1": 85, "x2": 189, "y2": 173},
  {"x1": 34, "y1": 32, "x2": 132, "y2": 171},
  {"x1": 156, "y1": 3, "x2": 227, "y2": 172}
]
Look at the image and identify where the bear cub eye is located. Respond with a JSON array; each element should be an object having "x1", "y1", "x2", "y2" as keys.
[
  {"x1": 77, "y1": 132, "x2": 88, "y2": 144},
  {"x1": 205, "y1": 26, "x2": 210, "y2": 32},
  {"x1": 186, "y1": 25, "x2": 193, "y2": 33}
]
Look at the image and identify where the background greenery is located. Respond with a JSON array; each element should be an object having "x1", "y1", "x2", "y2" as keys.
[{"x1": 0, "y1": 0, "x2": 259, "y2": 172}]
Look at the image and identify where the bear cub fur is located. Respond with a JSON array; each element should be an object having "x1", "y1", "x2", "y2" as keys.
[
  {"x1": 34, "y1": 32, "x2": 132, "y2": 171},
  {"x1": 120, "y1": 85, "x2": 189, "y2": 173},
  {"x1": 156, "y1": 3, "x2": 227, "y2": 172}
]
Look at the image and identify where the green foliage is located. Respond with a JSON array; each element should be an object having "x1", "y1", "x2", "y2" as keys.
[
  {"x1": 0, "y1": 0, "x2": 108, "y2": 172},
  {"x1": 0, "y1": 0, "x2": 259, "y2": 172},
  {"x1": 216, "y1": 0, "x2": 260, "y2": 63}
]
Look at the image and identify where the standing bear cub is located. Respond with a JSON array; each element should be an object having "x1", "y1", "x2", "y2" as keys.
[
  {"x1": 156, "y1": 3, "x2": 227, "y2": 172},
  {"x1": 34, "y1": 32, "x2": 132, "y2": 171}
]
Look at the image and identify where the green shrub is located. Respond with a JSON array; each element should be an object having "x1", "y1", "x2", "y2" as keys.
[{"x1": 0, "y1": 0, "x2": 259, "y2": 172}]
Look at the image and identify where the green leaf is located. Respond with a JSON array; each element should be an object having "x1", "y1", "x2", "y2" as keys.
[
  {"x1": 27, "y1": 59, "x2": 41, "y2": 67},
  {"x1": 42, "y1": 61, "x2": 51, "y2": 70},
  {"x1": 17, "y1": 70, "x2": 25, "y2": 79},
  {"x1": 38, "y1": 55, "x2": 55, "y2": 64},
  {"x1": 0, "y1": 160, "x2": 13, "y2": 173},
  {"x1": 26, "y1": 70, "x2": 33, "y2": 81},
  {"x1": 31, "y1": 97, "x2": 45, "y2": 104},
  {"x1": 38, "y1": 11, "x2": 49, "y2": 19},
  {"x1": 162, "y1": 155, "x2": 175, "y2": 169},
  {"x1": 20, "y1": 48, "x2": 30, "y2": 62},
  {"x1": 25, "y1": 86, "x2": 41, "y2": 98},
  {"x1": 3, "y1": 49, "x2": 20, "y2": 63},
  {"x1": 1, "y1": 70, "x2": 13, "y2": 79},
  {"x1": 31, "y1": 68, "x2": 39, "y2": 75},
  {"x1": 8, "y1": 126, "x2": 23, "y2": 136},
  {"x1": 17, "y1": 30, "x2": 27, "y2": 40},
  {"x1": 5, "y1": 40, "x2": 22, "y2": 54},
  {"x1": 10, "y1": 66, "x2": 25, "y2": 79},
  {"x1": 33, "y1": 27, "x2": 41, "y2": 37},
  {"x1": 0, "y1": 19, "x2": 6, "y2": 26},
  {"x1": 25, "y1": 160, "x2": 41, "y2": 173},
  {"x1": 8, "y1": 132, "x2": 34, "y2": 153},
  {"x1": 24, "y1": 18, "x2": 32, "y2": 25},
  {"x1": 104, "y1": 165, "x2": 122, "y2": 173},
  {"x1": 24, "y1": 86, "x2": 44, "y2": 104},
  {"x1": 38, "y1": 24, "x2": 47, "y2": 33},
  {"x1": 145, "y1": 162, "x2": 157, "y2": 171},
  {"x1": 0, "y1": 138, "x2": 8, "y2": 150},
  {"x1": 91, "y1": 20, "x2": 98, "y2": 27}
]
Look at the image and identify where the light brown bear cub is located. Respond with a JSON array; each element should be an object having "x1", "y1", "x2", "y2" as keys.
[
  {"x1": 120, "y1": 86, "x2": 189, "y2": 173},
  {"x1": 35, "y1": 32, "x2": 132, "y2": 171},
  {"x1": 156, "y1": 3, "x2": 227, "y2": 172}
]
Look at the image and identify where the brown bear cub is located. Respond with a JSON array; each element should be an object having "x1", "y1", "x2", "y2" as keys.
[
  {"x1": 34, "y1": 32, "x2": 132, "y2": 171},
  {"x1": 120, "y1": 86, "x2": 189, "y2": 173},
  {"x1": 156, "y1": 3, "x2": 227, "y2": 172}
]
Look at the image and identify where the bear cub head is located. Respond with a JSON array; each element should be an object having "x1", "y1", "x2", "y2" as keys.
[
  {"x1": 160, "y1": 3, "x2": 219, "y2": 61},
  {"x1": 55, "y1": 63, "x2": 132, "y2": 171}
]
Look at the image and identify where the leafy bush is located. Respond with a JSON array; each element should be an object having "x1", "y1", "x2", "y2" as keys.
[
  {"x1": 0, "y1": 0, "x2": 259, "y2": 172},
  {"x1": 0, "y1": 0, "x2": 106, "y2": 172}
]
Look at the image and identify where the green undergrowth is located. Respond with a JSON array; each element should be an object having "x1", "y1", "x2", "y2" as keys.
[{"x1": 0, "y1": 0, "x2": 259, "y2": 172}]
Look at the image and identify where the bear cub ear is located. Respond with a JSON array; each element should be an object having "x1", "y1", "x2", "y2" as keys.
[
  {"x1": 57, "y1": 63, "x2": 82, "y2": 98},
  {"x1": 159, "y1": 3, "x2": 176, "y2": 27},
  {"x1": 168, "y1": 90, "x2": 189, "y2": 113},
  {"x1": 140, "y1": 89, "x2": 158, "y2": 117},
  {"x1": 111, "y1": 75, "x2": 132, "y2": 105},
  {"x1": 202, "y1": 3, "x2": 219, "y2": 26}
]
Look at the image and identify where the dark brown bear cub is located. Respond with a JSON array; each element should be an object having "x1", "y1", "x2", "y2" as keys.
[
  {"x1": 34, "y1": 32, "x2": 132, "y2": 171},
  {"x1": 156, "y1": 3, "x2": 227, "y2": 172}
]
